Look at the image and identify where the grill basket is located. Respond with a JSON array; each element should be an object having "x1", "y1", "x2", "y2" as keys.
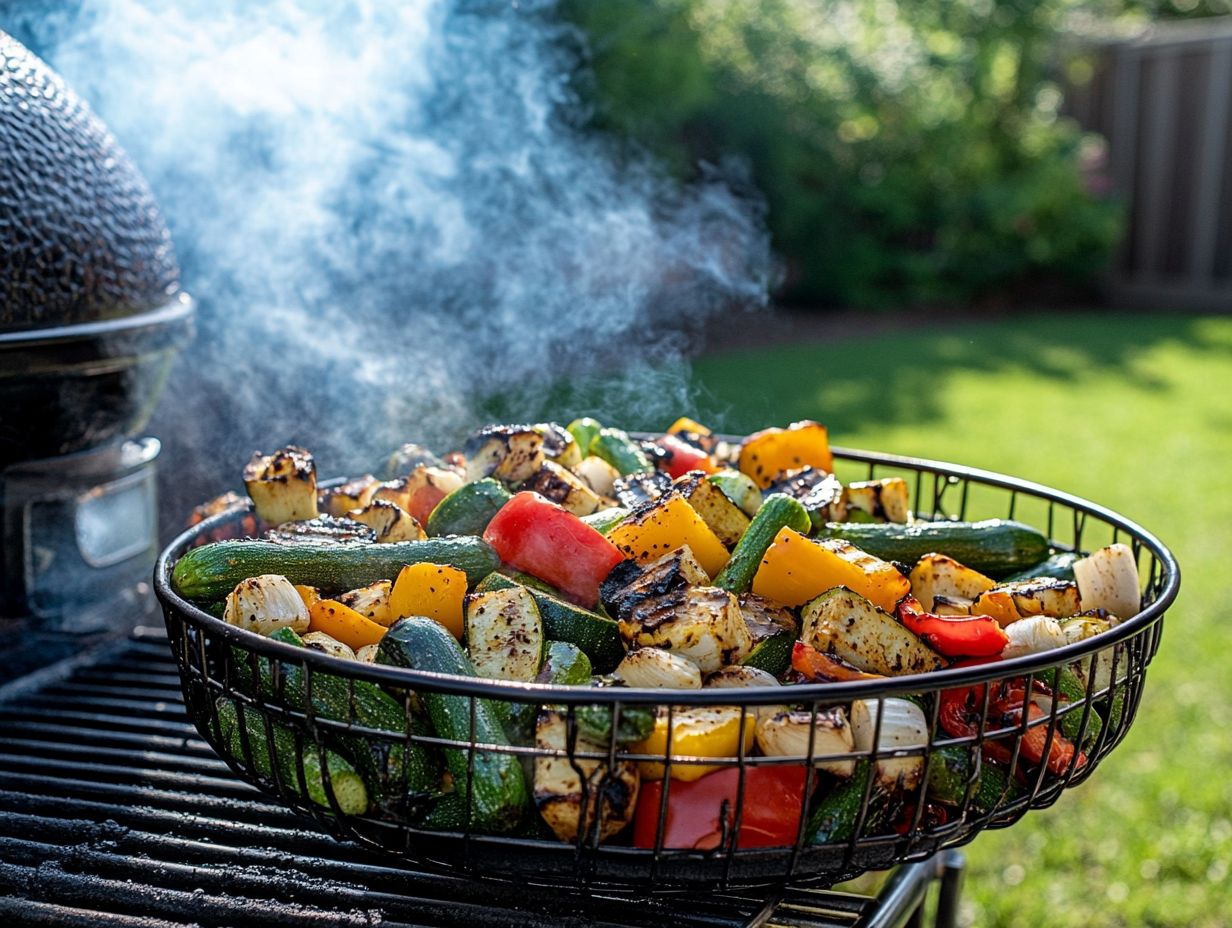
[{"x1": 155, "y1": 445, "x2": 1178, "y2": 892}]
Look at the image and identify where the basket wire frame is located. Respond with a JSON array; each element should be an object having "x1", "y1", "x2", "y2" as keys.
[{"x1": 157, "y1": 445, "x2": 1178, "y2": 892}]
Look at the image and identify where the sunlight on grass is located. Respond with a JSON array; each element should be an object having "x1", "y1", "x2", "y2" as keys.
[{"x1": 691, "y1": 313, "x2": 1232, "y2": 927}]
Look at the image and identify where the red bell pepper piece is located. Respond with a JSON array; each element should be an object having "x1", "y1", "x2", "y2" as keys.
[
  {"x1": 482, "y1": 492, "x2": 624, "y2": 608},
  {"x1": 897, "y1": 596, "x2": 1008, "y2": 658},
  {"x1": 791, "y1": 640, "x2": 884, "y2": 682},
  {"x1": 632, "y1": 766, "x2": 810, "y2": 850},
  {"x1": 655, "y1": 434, "x2": 717, "y2": 479}
]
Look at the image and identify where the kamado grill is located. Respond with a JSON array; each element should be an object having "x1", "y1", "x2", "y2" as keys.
[{"x1": 0, "y1": 26, "x2": 1180, "y2": 928}]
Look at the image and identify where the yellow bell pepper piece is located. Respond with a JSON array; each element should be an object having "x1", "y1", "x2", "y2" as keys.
[
  {"x1": 738, "y1": 421, "x2": 834, "y2": 488},
  {"x1": 294, "y1": 584, "x2": 321, "y2": 611},
  {"x1": 632, "y1": 706, "x2": 756, "y2": 781},
  {"x1": 667, "y1": 416, "x2": 713, "y2": 438},
  {"x1": 388, "y1": 562, "x2": 468, "y2": 639},
  {"x1": 608, "y1": 494, "x2": 729, "y2": 578},
  {"x1": 751, "y1": 527, "x2": 910, "y2": 614},
  {"x1": 972, "y1": 589, "x2": 1022, "y2": 628},
  {"x1": 307, "y1": 599, "x2": 387, "y2": 651}
]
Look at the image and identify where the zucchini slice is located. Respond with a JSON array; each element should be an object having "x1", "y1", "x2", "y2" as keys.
[
  {"x1": 463, "y1": 424, "x2": 546, "y2": 484},
  {"x1": 673, "y1": 471, "x2": 752, "y2": 547},
  {"x1": 737, "y1": 592, "x2": 797, "y2": 676},
  {"x1": 522, "y1": 461, "x2": 601, "y2": 516},
  {"x1": 843, "y1": 478, "x2": 911, "y2": 524},
  {"x1": 425, "y1": 478, "x2": 512, "y2": 537},
  {"x1": 465, "y1": 587, "x2": 545, "y2": 682},
  {"x1": 707, "y1": 469, "x2": 762, "y2": 518},
  {"x1": 802, "y1": 587, "x2": 945, "y2": 676},
  {"x1": 767, "y1": 467, "x2": 847, "y2": 529}
]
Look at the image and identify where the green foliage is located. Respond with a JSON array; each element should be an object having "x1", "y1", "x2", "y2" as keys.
[
  {"x1": 561, "y1": 0, "x2": 1126, "y2": 307},
  {"x1": 689, "y1": 313, "x2": 1232, "y2": 926}
]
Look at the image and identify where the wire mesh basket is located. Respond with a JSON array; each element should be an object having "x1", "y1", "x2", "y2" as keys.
[{"x1": 155, "y1": 445, "x2": 1179, "y2": 892}]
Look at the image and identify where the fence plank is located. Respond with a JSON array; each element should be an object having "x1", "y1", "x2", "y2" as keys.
[
  {"x1": 1134, "y1": 50, "x2": 1181, "y2": 279},
  {"x1": 1189, "y1": 43, "x2": 1232, "y2": 284}
]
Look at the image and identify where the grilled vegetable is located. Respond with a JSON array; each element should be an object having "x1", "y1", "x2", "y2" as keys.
[
  {"x1": 573, "y1": 455, "x2": 621, "y2": 497},
  {"x1": 243, "y1": 446, "x2": 319, "y2": 526},
  {"x1": 377, "y1": 617, "x2": 530, "y2": 832},
  {"x1": 655, "y1": 434, "x2": 717, "y2": 479},
  {"x1": 791, "y1": 641, "x2": 885, "y2": 682},
  {"x1": 802, "y1": 587, "x2": 945, "y2": 676},
  {"x1": 896, "y1": 595, "x2": 1008, "y2": 658},
  {"x1": 807, "y1": 759, "x2": 890, "y2": 845},
  {"x1": 388, "y1": 563, "x2": 468, "y2": 638},
  {"x1": 382, "y1": 466, "x2": 467, "y2": 525},
  {"x1": 1003, "y1": 551, "x2": 1081, "y2": 582},
  {"x1": 618, "y1": 586, "x2": 751, "y2": 674},
  {"x1": 345, "y1": 500, "x2": 425, "y2": 543},
  {"x1": 575, "y1": 700, "x2": 658, "y2": 746},
  {"x1": 850, "y1": 698, "x2": 929, "y2": 789},
  {"x1": 766, "y1": 468, "x2": 846, "y2": 529},
  {"x1": 580, "y1": 506, "x2": 629, "y2": 535},
  {"x1": 300, "y1": 631, "x2": 356, "y2": 660},
  {"x1": 321, "y1": 475, "x2": 380, "y2": 517},
  {"x1": 608, "y1": 494, "x2": 729, "y2": 578},
  {"x1": 522, "y1": 461, "x2": 601, "y2": 516},
  {"x1": 534, "y1": 422, "x2": 582, "y2": 470},
  {"x1": 383, "y1": 442, "x2": 445, "y2": 478},
  {"x1": 611, "y1": 471, "x2": 672, "y2": 510},
  {"x1": 223, "y1": 574, "x2": 310, "y2": 637},
  {"x1": 908, "y1": 554, "x2": 996, "y2": 612},
  {"x1": 308, "y1": 599, "x2": 387, "y2": 651},
  {"x1": 425, "y1": 478, "x2": 512, "y2": 537},
  {"x1": 502, "y1": 640, "x2": 594, "y2": 744},
  {"x1": 1001, "y1": 614, "x2": 1067, "y2": 658},
  {"x1": 707, "y1": 469, "x2": 762, "y2": 518},
  {"x1": 600, "y1": 546, "x2": 710, "y2": 621},
  {"x1": 355, "y1": 643, "x2": 379, "y2": 662},
  {"x1": 534, "y1": 709, "x2": 639, "y2": 842},
  {"x1": 264, "y1": 516, "x2": 374, "y2": 547},
  {"x1": 817, "y1": 519, "x2": 1050, "y2": 579},
  {"x1": 756, "y1": 707, "x2": 856, "y2": 776},
  {"x1": 590, "y1": 427, "x2": 654, "y2": 476},
  {"x1": 465, "y1": 586, "x2": 544, "y2": 682},
  {"x1": 715, "y1": 494, "x2": 811, "y2": 593},
  {"x1": 737, "y1": 593, "x2": 798, "y2": 676},
  {"x1": 843, "y1": 478, "x2": 911, "y2": 523},
  {"x1": 673, "y1": 470, "x2": 750, "y2": 548},
  {"x1": 926, "y1": 746, "x2": 1020, "y2": 813},
  {"x1": 739, "y1": 421, "x2": 834, "y2": 488},
  {"x1": 337, "y1": 580, "x2": 393, "y2": 625},
  {"x1": 705, "y1": 665, "x2": 780, "y2": 689},
  {"x1": 216, "y1": 698, "x2": 368, "y2": 815},
  {"x1": 565, "y1": 417, "x2": 603, "y2": 457},
  {"x1": 613, "y1": 647, "x2": 702, "y2": 689},
  {"x1": 483, "y1": 492, "x2": 624, "y2": 609},
  {"x1": 632, "y1": 705, "x2": 756, "y2": 781},
  {"x1": 992, "y1": 578, "x2": 1082, "y2": 619},
  {"x1": 666, "y1": 416, "x2": 719, "y2": 454},
  {"x1": 753, "y1": 528, "x2": 911, "y2": 614},
  {"x1": 172, "y1": 536, "x2": 500, "y2": 602},
  {"x1": 474, "y1": 573, "x2": 624, "y2": 673},
  {"x1": 464, "y1": 424, "x2": 546, "y2": 484},
  {"x1": 1073, "y1": 543, "x2": 1141, "y2": 619}
]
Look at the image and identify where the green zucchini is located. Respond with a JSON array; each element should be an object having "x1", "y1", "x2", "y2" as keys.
[
  {"x1": 807, "y1": 760, "x2": 889, "y2": 844},
  {"x1": 580, "y1": 507, "x2": 631, "y2": 536},
  {"x1": 707, "y1": 469, "x2": 762, "y2": 518},
  {"x1": 566, "y1": 417, "x2": 603, "y2": 457},
  {"x1": 216, "y1": 698, "x2": 369, "y2": 816},
  {"x1": 1054, "y1": 667, "x2": 1104, "y2": 748},
  {"x1": 425, "y1": 479, "x2": 511, "y2": 537},
  {"x1": 1003, "y1": 551, "x2": 1081, "y2": 583},
  {"x1": 574, "y1": 701, "x2": 656, "y2": 746},
  {"x1": 589, "y1": 428, "x2": 653, "y2": 476},
  {"x1": 473, "y1": 573, "x2": 625, "y2": 673},
  {"x1": 714, "y1": 494, "x2": 811, "y2": 593},
  {"x1": 503, "y1": 641, "x2": 595, "y2": 745},
  {"x1": 816, "y1": 519, "x2": 1050, "y2": 579},
  {"x1": 926, "y1": 747, "x2": 1021, "y2": 814},
  {"x1": 172, "y1": 536, "x2": 500, "y2": 602},
  {"x1": 377, "y1": 617, "x2": 529, "y2": 833},
  {"x1": 234, "y1": 628, "x2": 439, "y2": 815},
  {"x1": 740, "y1": 631, "x2": 795, "y2": 676},
  {"x1": 465, "y1": 586, "x2": 545, "y2": 682}
]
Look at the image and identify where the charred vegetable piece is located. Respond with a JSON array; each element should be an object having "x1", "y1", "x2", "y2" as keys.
[
  {"x1": 927, "y1": 746, "x2": 1021, "y2": 813},
  {"x1": 756, "y1": 707, "x2": 856, "y2": 776},
  {"x1": 673, "y1": 470, "x2": 751, "y2": 548},
  {"x1": 807, "y1": 759, "x2": 891, "y2": 845},
  {"x1": 707, "y1": 469, "x2": 762, "y2": 518},
  {"x1": 715, "y1": 494, "x2": 811, "y2": 594},
  {"x1": 483, "y1": 492, "x2": 624, "y2": 610},
  {"x1": 389, "y1": 562, "x2": 469, "y2": 638},
  {"x1": 618, "y1": 586, "x2": 751, "y2": 674},
  {"x1": 613, "y1": 647, "x2": 703, "y2": 689},
  {"x1": 265, "y1": 515, "x2": 375, "y2": 547},
  {"x1": 802, "y1": 587, "x2": 945, "y2": 676},
  {"x1": 382, "y1": 442, "x2": 445, "y2": 479},
  {"x1": 896, "y1": 596, "x2": 1008, "y2": 658},
  {"x1": 612, "y1": 470, "x2": 673, "y2": 510},
  {"x1": 590, "y1": 428, "x2": 654, "y2": 476},
  {"x1": 600, "y1": 546, "x2": 710, "y2": 622},
  {"x1": 244, "y1": 446, "x2": 319, "y2": 526},
  {"x1": 463, "y1": 424, "x2": 547, "y2": 484},
  {"x1": 753, "y1": 528, "x2": 911, "y2": 614},
  {"x1": 379, "y1": 466, "x2": 466, "y2": 525},
  {"x1": 767, "y1": 467, "x2": 847, "y2": 529},
  {"x1": 608, "y1": 494, "x2": 729, "y2": 578},
  {"x1": 843, "y1": 478, "x2": 911, "y2": 524},
  {"x1": 465, "y1": 586, "x2": 545, "y2": 682},
  {"x1": 1003, "y1": 551, "x2": 1081, "y2": 582},
  {"x1": 425, "y1": 478, "x2": 512, "y2": 537},
  {"x1": 816, "y1": 520, "x2": 1050, "y2": 579},
  {"x1": 534, "y1": 709, "x2": 640, "y2": 843},
  {"x1": 565, "y1": 417, "x2": 603, "y2": 457},
  {"x1": 1001, "y1": 614, "x2": 1067, "y2": 658},
  {"x1": 320, "y1": 475, "x2": 380, "y2": 517},
  {"x1": 739, "y1": 421, "x2": 834, "y2": 489},
  {"x1": 534, "y1": 422, "x2": 582, "y2": 470},
  {"x1": 345, "y1": 500, "x2": 425, "y2": 543},
  {"x1": 666, "y1": 416, "x2": 719, "y2": 454},
  {"x1": 580, "y1": 506, "x2": 629, "y2": 535},
  {"x1": 223, "y1": 574, "x2": 310, "y2": 637},
  {"x1": 573, "y1": 454, "x2": 621, "y2": 497},
  {"x1": 575, "y1": 699, "x2": 658, "y2": 746},
  {"x1": 172, "y1": 536, "x2": 500, "y2": 603},
  {"x1": 850, "y1": 698, "x2": 929, "y2": 789},
  {"x1": 522, "y1": 461, "x2": 601, "y2": 516},
  {"x1": 300, "y1": 631, "x2": 356, "y2": 660},
  {"x1": 377, "y1": 617, "x2": 530, "y2": 832},
  {"x1": 737, "y1": 592, "x2": 798, "y2": 675},
  {"x1": 908, "y1": 554, "x2": 996, "y2": 612},
  {"x1": 655, "y1": 434, "x2": 717, "y2": 479},
  {"x1": 1073, "y1": 543, "x2": 1140, "y2": 619},
  {"x1": 631, "y1": 706, "x2": 756, "y2": 781},
  {"x1": 308, "y1": 599, "x2": 387, "y2": 651}
]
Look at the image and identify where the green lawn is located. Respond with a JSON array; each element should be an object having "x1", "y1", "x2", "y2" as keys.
[{"x1": 684, "y1": 312, "x2": 1232, "y2": 927}]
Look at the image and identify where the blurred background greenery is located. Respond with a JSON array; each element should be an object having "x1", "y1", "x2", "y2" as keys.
[{"x1": 559, "y1": 0, "x2": 1226, "y2": 308}]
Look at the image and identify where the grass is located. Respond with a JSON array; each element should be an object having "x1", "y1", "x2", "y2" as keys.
[{"x1": 683, "y1": 312, "x2": 1232, "y2": 927}]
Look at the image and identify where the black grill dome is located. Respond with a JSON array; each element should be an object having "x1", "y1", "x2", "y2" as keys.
[{"x1": 0, "y1": 29, "x2": 180, "y2": 332}]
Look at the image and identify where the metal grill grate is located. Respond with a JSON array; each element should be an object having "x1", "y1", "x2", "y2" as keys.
[{"x1": 0, "y1": 628, "x2": 957, "y2": 928}]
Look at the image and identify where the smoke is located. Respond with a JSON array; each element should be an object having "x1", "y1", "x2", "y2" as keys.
[{"x1": 14, "y1": 0, "x2": 770, "y2": 504}]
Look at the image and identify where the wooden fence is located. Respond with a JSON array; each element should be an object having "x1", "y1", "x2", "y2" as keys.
[{"x1": 1067, "y1": 18, "x2": 1232, "y2": 311}]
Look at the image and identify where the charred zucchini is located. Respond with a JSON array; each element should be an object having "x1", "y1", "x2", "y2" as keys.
[
  {"x1": 674, "y1": 470, "x2": 751, "y2": 547},
  {"x1": 802, "y1": 587, "x2": 945, "y2": 676},
  {"x1": 425, "y1": 478, "x2": 512, "y2": 537},
  {"x1": 463, "y1": 425, "x2": 546, "y2": 484},
  {"x1": 522, "y1": 461, "x2": 601, "y2": 516},
  {"x1": 816, "y1": 519, "x2": 1049, "y2": 579},
  {"x1": 465, "y1": 586, "x2": 545, "y2": 682}
]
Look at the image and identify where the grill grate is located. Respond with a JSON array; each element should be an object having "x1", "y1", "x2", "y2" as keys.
[{"x1": 0, "y1": 628, "x2": 957, "y2": 928}]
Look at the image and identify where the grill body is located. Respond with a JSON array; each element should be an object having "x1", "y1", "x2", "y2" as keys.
[{"x1": 156, "y1": 445, "x2": 1178, "y2": 892}]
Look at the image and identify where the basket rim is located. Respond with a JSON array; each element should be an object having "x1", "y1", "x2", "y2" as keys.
[{"x1": 154, "y1": 442, "x2": 1180, "y2": 706}]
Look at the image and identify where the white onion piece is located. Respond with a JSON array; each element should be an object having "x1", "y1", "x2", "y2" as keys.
[
  {"x1": 1073, "y1": 543, "x2": 1140, "y2": 620},
  {"x1": 613, "y1": 648, "x2": 702, "y2": 689},
  {"x1": 1002, "y1": 615, "x2": 1067, "y2": 659},
  {"x1": 850, "y1": 698, "x2": 929, "y2": 789}
]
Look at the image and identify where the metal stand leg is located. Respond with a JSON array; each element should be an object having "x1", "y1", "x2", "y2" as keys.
[{"x1": 933, "y1": 850, "x2": 965, "y2": 928}]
